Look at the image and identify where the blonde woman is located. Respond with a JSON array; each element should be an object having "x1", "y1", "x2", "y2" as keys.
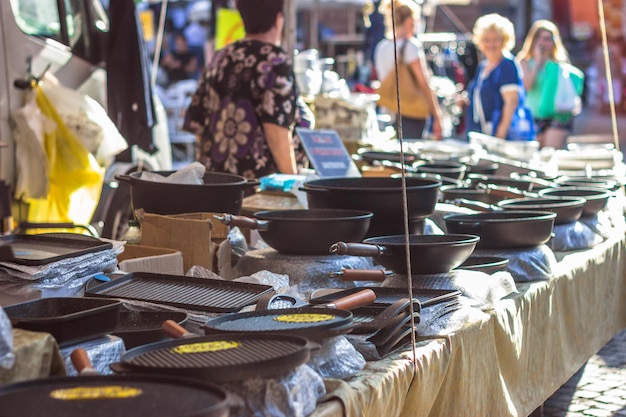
[
  {"x1": 465, "y1": 13, "x2": 524, "y2": 140},
  {"x1": 517, "y1": 20, "x2": 576, "y2": 148},
  {"x1": 373, "y1": 0, "x2": 443, "y2": 139}
]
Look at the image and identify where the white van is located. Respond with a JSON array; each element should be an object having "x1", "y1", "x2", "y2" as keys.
[{"x1": 0, "y1": 0, "x2": 172, "y2": 238}]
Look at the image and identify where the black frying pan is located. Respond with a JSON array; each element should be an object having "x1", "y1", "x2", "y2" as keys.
[
  {"x1": 215, "y1": 209, "x2": 373, "y2": 255},
  {"x1": 329, "y1": 234, "x2": 480, "y2": 275},
  {"x1": 444, "y1": 211, "x2": 556, "y2": 249},
  {"x1": 497, "y1": 197, "x2": 586, "y2": 225},
  {"x1": 538, "y1": 186, "x2": 612, "y2": 218}
]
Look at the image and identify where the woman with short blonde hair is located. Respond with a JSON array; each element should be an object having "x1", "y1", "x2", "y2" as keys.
[{"x1": 464, "y1": 13, "x2": 524, "y2": 140}]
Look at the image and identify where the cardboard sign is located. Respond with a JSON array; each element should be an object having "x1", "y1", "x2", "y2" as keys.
[{"x1": 296, "y1": 128, "x2": 361, "y2": 178}]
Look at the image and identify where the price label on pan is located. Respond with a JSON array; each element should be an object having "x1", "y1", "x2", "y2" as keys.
[
  {"x1": 296, "y1": 128, "x2": 361, "y2": 178},
  {"x1": 172, "y1": 341, "x2": 241, "y2": 354},
  {"x1": 274, "y1": 313, "x2": 336, "y2": 323},
  {"x1": 50, "y1": 386, "x2": 143, "y2": 400}
]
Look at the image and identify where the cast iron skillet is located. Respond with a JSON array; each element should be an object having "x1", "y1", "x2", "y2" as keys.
[
  {"x1": 444, "y1": 211, "x2": 556, "y2": 249},
  {"x1": 496, "y1": 197, "x2": 586, "y2": 225},
  {"x1": 538, "y1": 186, "x2": 612, "y2": 217},
  {"x1": 214, "y1": 209, "x2": 373, "y2": 255},
  {"x1": 329, "y1": 234, "x2": 480, "y2": 275}
]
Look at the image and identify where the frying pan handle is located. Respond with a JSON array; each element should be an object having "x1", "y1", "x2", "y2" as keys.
[
  {"x1": 245, "y1": 179, "x2": 261, "y2": 188},
  {"x1": 114, "y1": 174, "x2": 133, "y2": 185},
  {"x1": 162, "y1": 319, "x2": 191, "y2": 339},
  {"x1": 454, "y1": 198, "x2": 501, "y2": 212},
  {"x1": 323, "y1": 288, "x2": 376, "y2": 310},
  {"x1": 213, "y1": 214, "x2": 268, "y2": 231},
  {"x1": 332, "y1": 269, "x2": 391, "y2": 282},
  {"x1": 329, "y1": 242, "x2": 384, "y2": 257},
  {"x1": 71, "y1": 348, "x2": 99, "y2": 376},
  {"x1": 298, "y1": 186, "x2": 330, "y2": 194}
]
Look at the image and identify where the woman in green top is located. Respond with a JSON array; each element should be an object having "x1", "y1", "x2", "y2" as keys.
[{"x1": 517, "y1": 20, "x2": 575, "y2": 149}]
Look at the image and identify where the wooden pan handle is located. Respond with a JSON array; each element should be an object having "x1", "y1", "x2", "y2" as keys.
[
  {"x1": 162, "y1": 319, "x2": 190, "y2": 339},
  {"x1": 323, "y1": 289, "x2": 376, "y2": 310},
  {"x1": 337, "y1": 269, "x2": 390, "y2": 282},
  {"x1": 214, "y1": 214, "x2": 260, "y2": 229},
  {"x1": 70, "y1": 348, "x2": 98, "y2": 375},
  {"x1": 329, "y1": 242, "x2": 384, "y2": 257}
]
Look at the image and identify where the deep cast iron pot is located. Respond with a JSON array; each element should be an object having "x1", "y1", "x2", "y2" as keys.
[
  {"x1": 301, "y1": 177, "x2": 441, "y2": 237},
  {"x1": 116, "y1": 171, "x2": 258, "y2": 215}
]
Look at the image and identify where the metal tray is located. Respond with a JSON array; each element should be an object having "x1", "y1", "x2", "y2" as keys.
[
  {"x1": 309, "y1": 287, "x2": 461, "y2": 309},
  {"x1": 3, "y1": 297, "x2": 121, "y2": 347},
  {"x1": 85, "y1": 272, "x2": 275, "y2": 313},
  {"x1": 0, "y1": 234, "x2": 112, "y2": 266}
]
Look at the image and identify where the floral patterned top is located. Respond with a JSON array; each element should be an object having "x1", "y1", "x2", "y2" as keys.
[{"x1": 183, "y1": 39, "x2": 307, "y2": 179}]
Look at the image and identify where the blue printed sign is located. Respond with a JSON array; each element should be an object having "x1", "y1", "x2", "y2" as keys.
[{"x1": 296, "y1": 128, "x2": 361, "y2": 178}]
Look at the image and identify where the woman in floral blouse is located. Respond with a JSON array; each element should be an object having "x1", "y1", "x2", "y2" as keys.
[{"x1": 183, "y1": 0, "x2": 307, "y2": 179}]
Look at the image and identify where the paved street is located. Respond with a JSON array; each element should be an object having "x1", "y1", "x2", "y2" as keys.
[{"x1": 540, "y1": 104, "x2": 626, "y2": 417}]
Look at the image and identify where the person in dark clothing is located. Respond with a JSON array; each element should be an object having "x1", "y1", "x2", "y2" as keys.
[
  {"x1": 183, "y1": 0, "x2": 308, "y2": 179},
  {"x1": 160, "y1": 33, "x2": 199, "y2": 83}
]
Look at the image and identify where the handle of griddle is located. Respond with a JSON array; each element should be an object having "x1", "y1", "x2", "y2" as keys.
[
  {"x1": 332, "y1": 269, "x2": 391, "y2": 282},
  {"x1": 114, "y1": 174, "x2": 133, "y2": 185},
  {"x1": 322, "y1": 288, "x2": 376, "y2": 310},
  {"x1": 70, "y1": 348, "x2": 99, "y2": 376},
  {"x1": 329, "y1": 242, "x2": 385, "y2": 257},
  {"x1": 162, "y1": 319, "x2": 191, "y2": 339}
]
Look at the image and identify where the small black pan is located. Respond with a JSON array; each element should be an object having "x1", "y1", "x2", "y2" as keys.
[
  {"x1": 538, "y1": 186, "x2": 612, "y2": 218},
  {"x1": 215, "y1": 209, "x2": 373, "y2": 255},
  {"x1": 329, "y1": 234, "x2": 480, "y2": 275},
  {"x1": 497, "y1": 197, "x2": 586, "y2": 225}
]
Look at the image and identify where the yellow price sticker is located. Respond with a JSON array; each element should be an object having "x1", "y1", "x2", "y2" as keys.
[
  {"x1": 274, "y1": 313, "x2": 335, "y2": 323},
  {"x1": 172, "y1": 341, "x2": 241, "y2": 354},
  {"x1": 49, "y1": 386, "x2": 142, "y2": 400}
]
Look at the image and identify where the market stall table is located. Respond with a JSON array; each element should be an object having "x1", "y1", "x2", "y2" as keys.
[{"x1": 310, "y1": 232, "x2": 626, "y2": 417}]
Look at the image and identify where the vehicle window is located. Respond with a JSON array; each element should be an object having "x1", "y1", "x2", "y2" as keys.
[{"x1": 10, "y1": 0, "x2": 62, "y2": 42}]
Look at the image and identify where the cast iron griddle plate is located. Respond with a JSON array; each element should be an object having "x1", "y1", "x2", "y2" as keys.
[
  {"x1": 0, "y1": 234, "x2": 112, "y2": 266},
  {"x1": 85, "y1": 272, "x2": 275, "y2": 313},
  {"x1": 0, "y1": 374, "x2": 230, "y2": 417},
  {"x1": 309, "y1": 287, "x2": 461, "y2": 308},
  {"x1": 203, "y1": 307, "x2": 353, "y2": 338},
  {"x1": 119, "y1": 333, "x2": 312, "y2": 381}
]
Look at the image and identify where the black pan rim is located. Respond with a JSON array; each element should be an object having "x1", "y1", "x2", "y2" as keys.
[{"x1": 253, "y1": 209, "x2": 374, "y2": 221}]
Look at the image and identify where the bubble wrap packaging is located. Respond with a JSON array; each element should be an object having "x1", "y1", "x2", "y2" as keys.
[
  {"x1": 472, "y1": 244, "x2": 557, "y2": 282},
  {"x1": 60, "y1": 335, "x2": 125, "y2": 376},
  {"x1": 0, "y1": 306, "x2": 15, "y2": 369},
  {"x1": 225, "y1": 364, "x2": 326, "y2": 417},
  {"x1": 549, "y1": 221, "x2": 604, "y2": 251},
  {"x1": 307, "y1": 336, "x2": 366, "y2": 379}
]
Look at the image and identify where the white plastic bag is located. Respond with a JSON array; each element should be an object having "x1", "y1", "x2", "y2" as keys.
[{"x1": 554, "y1": 66, "x2": 582, "y2": 115}]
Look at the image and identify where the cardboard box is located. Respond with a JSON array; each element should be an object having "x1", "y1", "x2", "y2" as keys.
[
  {"x1": 117, "y1": 244, "x2": 184, "y2": 275},
  {"x1": 138, "y1": 211, "x2": 232, "y2": 275}
]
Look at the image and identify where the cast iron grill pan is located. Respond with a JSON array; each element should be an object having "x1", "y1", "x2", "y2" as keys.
[
  {"x1": 85, "y1": 272, "x2": 274, "y2": 313},
  {"x1": 4, "y1": 297, "x2": 121, "y2": 347},
  {"x1": 203, "y1": 307, "x2": 353, "y2": 339},
  {"x1": 0, "y1": 374, "x2": 231, "y2": 417},
  {"x1": 0, "y1": 234, "x2": 112, "y2": 266},
  {"x1": 116, "y1": 333, "x2": 313, "y2": 382}
]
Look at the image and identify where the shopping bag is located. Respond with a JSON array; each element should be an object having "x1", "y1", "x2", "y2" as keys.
[
  {"x1": 376, "y1": 42, "x2": 430, "y2": 119},
  {"x1": 492, "y1": 104, "x2": 536, "y2": 142},
  {"x1": 554, "y1": 63, "x2": 583, "y2": 115},
  {"x1": 537, "y1": 61, "x2": 584, "y2": 119}
]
